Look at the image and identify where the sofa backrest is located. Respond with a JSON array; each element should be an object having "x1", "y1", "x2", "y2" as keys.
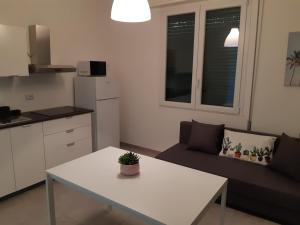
[
  {"x1": 179, "y1": 121, "x2": 284, "y2": 153},
  {"x1": 179, "y1": 121, "x2": 282, "y2": 144}
]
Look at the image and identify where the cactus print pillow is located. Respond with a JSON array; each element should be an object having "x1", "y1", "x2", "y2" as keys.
[{"x1": 219, "y1": 130, "x2": 277, "y2": 166}]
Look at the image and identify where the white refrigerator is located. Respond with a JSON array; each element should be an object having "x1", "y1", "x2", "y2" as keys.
[{"x1": 74, "y1": 76, "x2": 120, "y2": 151}]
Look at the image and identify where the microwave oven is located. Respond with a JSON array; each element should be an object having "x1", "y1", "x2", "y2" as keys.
[{"x1": 77, "y1": 61, "x2": 106, "y2": 76}]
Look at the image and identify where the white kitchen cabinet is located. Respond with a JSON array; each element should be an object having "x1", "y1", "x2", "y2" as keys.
[
  {"x1": 44, "y1": 136, "x2": 92, "y2": 169},
  {"x1": 0, "y1": 129, "x2": 15, "y2": 197},
  {"x1": 44, "y1": 114, "x2": 92, "y2": 169},
  {"x1": 43, "y1": 113, "x2": 91, "y2": 135},
  {"x1": 0, "y1": 24, "x2": 29, "y2": 77},
  {"x1": 10, "y1": 123, "x2": 45, "y2": 190}
]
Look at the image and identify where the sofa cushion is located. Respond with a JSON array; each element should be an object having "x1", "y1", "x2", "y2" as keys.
[
  {"x1": 187, "y1": 120, "x2": 224, "y2": 154},
  {"x1": 269, "y1": 133, "x2": 300, "y2": 182},
  {"x1": 179, "y1": 121, "x2": 281, "y2": 155},
  {"x1": 156, "y1": 143, "x2": 300, "y2": 212},
  {"x1": 219, "y1": 129, "x2": 276, "y2": 166}
]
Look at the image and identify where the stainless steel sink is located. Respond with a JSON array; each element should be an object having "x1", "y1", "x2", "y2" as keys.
[{"x1": 0, "y1": 116, "x2": 32, "y2": 126}]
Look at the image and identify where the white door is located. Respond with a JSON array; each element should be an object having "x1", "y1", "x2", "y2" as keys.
[
  {"x1": 96, "y1": 98, "x2": 120, "y2": 150},
  {"x1": 0, "y1": 129, "x2": 15, "y2": 197},
  {"x1": 0, "y1": 24, "x2": 29, "y2": 77},
  {"x1": 11, "y1": 123, "x2": 45, "y2": 190}
]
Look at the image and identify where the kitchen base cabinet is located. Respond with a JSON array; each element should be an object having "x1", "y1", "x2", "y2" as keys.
[
  {"x1": 0, "y1": 111, "x2": 92, "y2": 197},
  {"x1": 11, "y1": 123, "x2": 45, "y2": 190},
  {"x1": 45, "y1": 137, "x2": 92, "y2": 169},
  {"x1": 43, "y1": 114, "x2": 92, "y2": 169},
  {"x1": 0, "y1": 129, "x2": 15, "y2": 197}
]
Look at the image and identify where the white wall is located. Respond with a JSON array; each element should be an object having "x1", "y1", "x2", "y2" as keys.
[
  {"x1": 109, "y1": 0, "x2": 300, "y2": 151},
  {"x1": 251, "y1": 0, "x2": 300, "y2": 138},
  {"x1": 0, "y1": 0, "x2": 111, "y2": 111},
  {"x1": 108, "y1": 1, "x2": 258, "y2": 151},
  {"x1": 2, "y1": 0, "x2": 299, "y2": 150}
]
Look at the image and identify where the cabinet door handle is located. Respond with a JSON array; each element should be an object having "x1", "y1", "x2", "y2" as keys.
[
  {"x1": 67, "y1": 142, "x2": 75, "y2": 147},
  {"x1": 66, "y1": 129, "x2": 74, "y2": 133},
  {"x1": 22, "y1": 124, "x2": 31, "y2": 128}
]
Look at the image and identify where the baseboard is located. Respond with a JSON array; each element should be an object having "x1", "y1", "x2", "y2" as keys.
[
  {"x1": 0, "y1": 181, "x2": 45, "y2": 201},
  {"x1": 120, "y1": 142, "x2": 161, "y2": 155}
]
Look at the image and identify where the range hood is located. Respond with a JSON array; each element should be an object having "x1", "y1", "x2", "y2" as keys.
[{"x1": 28, "y1": 25, "x2": 76, "y2": 73}]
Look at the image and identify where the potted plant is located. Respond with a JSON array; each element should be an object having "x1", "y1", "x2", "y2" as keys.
[
  {"x1": 263, "y1": 147, "x2": 272, "y2": 164},
  {"x1": 222, "y1": 137, "x2": 232, "y2": 154},
  {"x1": 234, "y1": 143, "x2": 242, "y2": 158},
  {"x1": 250, "y1": 147, "x2": 258, "y2": 161},
  {"x1": 242, "y1": 149, "x2": 250, "y2": 160},
  {"x1": 119, "y1": 152, "x2": 140, "y2": 176},
  {"x1": 257, "y1": 148, "x2": 265, "y2": 162}
]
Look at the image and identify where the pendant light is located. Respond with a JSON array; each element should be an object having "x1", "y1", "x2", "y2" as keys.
[
  {"x1": 111, "y1": 0, "x2": 151, "y2": 23},
  {"x1": 224, "y1": 28, "x2": 239, "y2": 47}
]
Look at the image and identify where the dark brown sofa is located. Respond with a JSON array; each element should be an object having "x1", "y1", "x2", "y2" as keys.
[{"x1": 156, "y1": 121, "x2": 300, "y2": 225}]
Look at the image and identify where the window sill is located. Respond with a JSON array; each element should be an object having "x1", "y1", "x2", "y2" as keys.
[
  {"x1": 196, "y1": 104, "x2": 240, "y2": 115},
  {"x1": 159, "y1": 100, "x2": 195, "y2": 110},
  {"x1": 160, "y1": 101, "x2": 240, "y2": 115}
]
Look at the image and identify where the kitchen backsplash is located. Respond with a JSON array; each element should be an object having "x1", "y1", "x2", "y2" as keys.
[{"x1": 0, "y1": 74, "x2": 75, "y2": 111}]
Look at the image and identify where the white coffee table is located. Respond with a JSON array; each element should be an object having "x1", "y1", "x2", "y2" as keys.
[{"x1": 46, "y1": 147, "x2": 228, "y2": 225}]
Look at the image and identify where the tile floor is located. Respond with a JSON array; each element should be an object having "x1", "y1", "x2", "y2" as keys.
[{"x1": 0, "y1": 144, "x2": 279, "y2": 225}]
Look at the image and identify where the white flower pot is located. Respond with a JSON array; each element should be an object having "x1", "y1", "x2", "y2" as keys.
[{"x1": 120, "y1": 163, "x2": 140, "y2": 176}]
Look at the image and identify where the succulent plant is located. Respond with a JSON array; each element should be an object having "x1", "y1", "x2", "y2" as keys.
[
  {"x1": 235, "y1": 143, "x2": 242, "y2": 152},
  {"x1": 250, "y1": 147, "x2": 258, "y2": 156},
  {"x1": 249, "y1": 147, "x2": 258, "y2": 161},
  {"x1": 222, "y1": 137, "x2": 232, "y2": 154},
  {"x1": 263, "y1": 147, "x2": 273, "y2": 163},
  {"x1": 243, "y1": 149, "x2": 250, "y2": 156},
  {"x1": 234, "y1": 143, "x2": 242, "y2": 158},
  {"x1": 118, "y1": 152, "x2": 140, "y2": 165},
  {"x1": 256, "y1": 148, "x2": 265, "y2": 162}
]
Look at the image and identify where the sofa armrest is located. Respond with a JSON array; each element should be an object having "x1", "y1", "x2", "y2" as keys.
[{"x1": 180, "y1": 121, "x2": 192, "y2": 144}]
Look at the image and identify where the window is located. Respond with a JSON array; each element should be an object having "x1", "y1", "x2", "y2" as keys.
[
  {"x1": 161, "y1": 0, "x2": 248, "y2": 113},
  {"x1": 165, "y1": 13, "x2": 195, "y2": 103},
  {"x1": 160, "y1": 4, "x2": 200, "y2": 109},
  {"x1": 201, "y1": 7, "x2": 241, "y2": 108}
]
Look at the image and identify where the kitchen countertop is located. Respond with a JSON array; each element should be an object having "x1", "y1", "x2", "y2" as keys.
[{"x1": 0, "y1": 106, "x2": 93, "y2": 130}]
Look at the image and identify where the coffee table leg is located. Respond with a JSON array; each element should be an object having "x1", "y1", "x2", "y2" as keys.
[
  {"x1": 46, "y1": 174, "x2": 56, "y2": 225},
  {"x1": 220, "y1": 183, "x2": 227, "y2": 225}
]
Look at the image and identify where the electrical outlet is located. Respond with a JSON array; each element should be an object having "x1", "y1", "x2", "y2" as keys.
[{"x1": 25, "y1": 94, "x2": 34, "y2": 101}]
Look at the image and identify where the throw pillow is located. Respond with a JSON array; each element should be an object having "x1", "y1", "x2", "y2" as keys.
[
  {"x1": 188, "y1": 120, "x2": 224, "y2": 154},
  {"x1": 269, "y1": 133, "x2": 300, "y2": 182},
  {"x1": 219, "y1": 129, "x2": 277, "y2": 166}
]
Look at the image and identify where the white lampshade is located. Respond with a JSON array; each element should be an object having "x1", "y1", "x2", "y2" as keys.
[
  {"x1": 111, "y1": 0, "x2": 151, "y2": 23},
  {"x1": 224, "y1": 28, "x2": 239, "y2": 47}
]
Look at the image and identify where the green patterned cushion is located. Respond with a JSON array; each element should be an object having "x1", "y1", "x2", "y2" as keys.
[{"x1": 219, "y1": 129, "x2": 277, "y2": 166}]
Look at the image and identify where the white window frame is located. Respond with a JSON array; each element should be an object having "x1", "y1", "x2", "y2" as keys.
[
  {"x1": 159, "y1": 3, "x2": 200, "y2": 109},
  {"x1": 196, "y1": 0, "x2": 247, "y2": 114},
  {"x1": 160, "y1": 0, "x2": 249, "y2": 114}
]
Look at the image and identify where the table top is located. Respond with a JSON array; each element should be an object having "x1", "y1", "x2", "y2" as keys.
[{"x1": 47, "y1": 147, "x2": 227, "y2": 225}]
